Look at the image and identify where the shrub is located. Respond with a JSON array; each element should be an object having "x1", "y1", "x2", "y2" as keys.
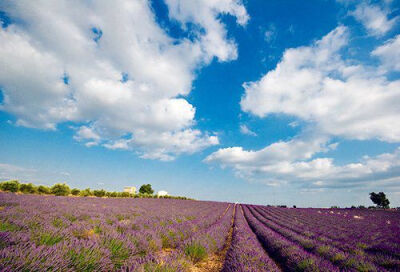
[
  {"x1": 93, "y1": 189, "x2": 106, "y2": 197},
  {"x1": 106, "y1": 191, "x2": 117, "y2": 197},
  {"x1": 71, "y1": 188, "x2": 80, "y2": 196},
  {"x1": 0, "y1": 180, "x2": 20, "y2": 192},
  {"x1": 80, "y1": 188, "x2": 93, "y2": 197},
  {"x1": 51, "y1": 183, "x2": 71, "y2": 196},
  {"x1": 37, "y1": 185, "x2": 51, "y2": 194},
  {"x1": 184, "y1": 243, "x2": 207, "y2": 263},
  {"x1": 118, "y1": 192, "x2": 130, "y2": 198},
  {"x1": 19, "y1": 183, "x2": 37, "y2": 194}
]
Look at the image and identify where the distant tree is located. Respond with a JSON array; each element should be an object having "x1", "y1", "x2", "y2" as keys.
[
  {"x1": 37, "y1": 185, "x2": 51, "y2": 194},
  {"x1": 293, "y1": 205, "x2": 297, "y2": 208},
  {"x1": 358, "y1": 205, "x2": 366, "y2": 209},
  {"x1": 51, "y1": 183, "x2": 71, "y2": 196},
  {"x1": 93, "y1": 189, "x2": 106, "y2": 197},
  {"x1": 71, "y1": 188, "x2": 80, "y2": 196},
  {"x1": 19, "y1": 183, "x2": 37, "y2": 194},
  {"x1": 80, "y1": 188, "x2": 92, "y2": 197},
  {"x1": 0, "y1": 180, "x2": 20, "y2": 192},
  {"x1": 106, "y1": 191, "x2": 118, "y2": 197},
  {"x1": 370, "y1": 192, "x2": 390, "y2": 209},
  {"x1": 139, "y1": 184, "x2": 154, "y2": 194},
  {"x1": 119, "y1": 192, "x2": 130, "y2": 198}
]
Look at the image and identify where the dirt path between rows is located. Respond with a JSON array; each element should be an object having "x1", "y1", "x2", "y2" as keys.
[{"x1": 191, "y1": 204, "x2": 236, "y2": 272}]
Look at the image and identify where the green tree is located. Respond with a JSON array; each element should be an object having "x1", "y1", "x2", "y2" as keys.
[
  {"x1": 19, "y1": 183, "x2": 37, "y2": 194},
  {"x1": 80, "y1": 188, "x2": 92, "y2": 197},
  {"x1": 51, "y1": 183, "x2": 71, "y2": 196},
  {"x1": 370, "y1": 192, "x2": 390, "y2": 209},
  {"x1": 118, "y1": 192, "x2": 131, "y2": 198},
  {"x1": 139, "y1": 184, "x2": 154, "y2": 195},
  {"x1": 93, "y1": 189, "x2": 106, "y2": 197},
  {"x1": 71, "y1": 188, "x2": 80, "y2": 196},
  {"x1": 37, "y1": 185, "x2": 51, "y2": 194},
  {"x1": 0, "y1": 180, "x2": 20, "y2": 192}
]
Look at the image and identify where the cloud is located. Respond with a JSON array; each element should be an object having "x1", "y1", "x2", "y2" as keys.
[
  {"x1": 0, "y1": 163, "x2": 37, "y2": 181},
  {"x1": 165, "y1": 0, "x2": 249, "y2": 62},
  {"x1": 372, "y1": 34, "x2": 400, "y2": 71},
  {"x1": 241, "y1": 26, "x2": 400, "y2": 142},
  {"x1": 208, "y1": 25, "x2": 400, "y2": 187},
  {"x1": 206, "y1": 137, "x2": 400, "y2": 189},
  {"x1": 240, "y1": 124, "x2": 257, "y2": 136},
  {"x1": 264, "y1": 24, "x2": 276, "y2": 43},
  {"x1": 205, "y1": 134, "x2": 330, "y2": 169},
  {"x1": 350, "y1": 2, "x2": 397, "y2": 36},
  {"x1": 0, "y1": 0, "x2": 248, "y2": 160}
]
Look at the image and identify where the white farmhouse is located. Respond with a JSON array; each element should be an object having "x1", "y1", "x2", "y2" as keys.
[
  {"x1": 123, "y1": 186, "x2": 136, "y2": 194},
  {"x1": 157, "y1": 190, "x2": 168, "y2": 197}
]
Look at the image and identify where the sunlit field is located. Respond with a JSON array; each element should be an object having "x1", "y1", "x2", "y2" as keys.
[{"x1": 1, "y1": 192, "x2": 399, "y2": 271}]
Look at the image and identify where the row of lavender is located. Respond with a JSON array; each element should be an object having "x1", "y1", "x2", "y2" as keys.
[
  {"x1": 0, "y1": 192, "x2": 233, "y2": 271},
  {"x1": 255, "y1": 205, "x2": 400, "y2": 270},
  {"x1": 231, "y1": 204, "x2": 400, "y2": 272}
]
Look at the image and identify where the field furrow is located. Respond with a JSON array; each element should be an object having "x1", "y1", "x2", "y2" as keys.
[{"x1": 243, "y1": 205, "x2": 340, "y2": 272}]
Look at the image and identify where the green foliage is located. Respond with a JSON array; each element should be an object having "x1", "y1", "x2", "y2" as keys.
[
  {"x1": 37, "y1": 185, "x2": 51, "y2": 194},
  {"x1": 184, "y1": 242, "x2": 207, "y2": 264},
  {"x1": 139, "y1": 184, "x2": 154, "y2": 195},
  {"x1": 68, "y1": 247, "x2": 104, "y2": 272},
  {"x1": 316, "y1": 245, "x2": 331, "y2": 255},
  {"x1": 118, "y1": 192, "x2": 131, "y2": 198},
  {"x1": 52, "y1": 217, "x2": 66, "y2": 228},
  {"x1": 71, "y1": 188, "x2": 80, "y2": 196},
  {"x1": 93, "y1": 189, "x2": 106, "y2": 197},
  {"x1": 19, "y1": 183, "x2": 37, "y2": 194},
  {"x1": 296, "y1": 258, "x2": 318, "y2": 272},
  {"x1": 0, "y1": 221, "x2": 21, "y2": 232},
  {"x1": 370, "y1": 192, "x2": 390, "y2": 208},
  {"x1": 36, "y1": 233, "x2": 63, "y2": 246},
  {"x1": 106, "y1": 238, "x2": 130, "y2": 269},
  {"x1": 0, "y1": 180, "x2": 190, "y2": 199},
  {"x1": 0, "y1": 180, "x2": 20, "y2": 192},
  {"x1": 51, "y1": 183, "x2": 71, "y2": 196},
  {"x1": 80, "y1": 188, "x2": 93, "y2": 197}
]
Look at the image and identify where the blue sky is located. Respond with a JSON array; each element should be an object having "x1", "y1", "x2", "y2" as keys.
[{"x1": 1, "y1": 0, "x2": 400, "y2": 207}]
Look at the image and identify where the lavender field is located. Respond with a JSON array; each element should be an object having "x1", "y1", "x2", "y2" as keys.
[{"x1": 0, "y1": 192, "x2": 399, "y2": 272}]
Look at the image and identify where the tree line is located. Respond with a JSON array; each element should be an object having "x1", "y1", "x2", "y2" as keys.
[{"x1": 0, "y1": 180, "x2": 191, "y2": 200}]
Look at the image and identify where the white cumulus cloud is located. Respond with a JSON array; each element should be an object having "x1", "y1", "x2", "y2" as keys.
[
  {"x1": 0, "y1": 0, "x2": 248, "y2": 160},
  {"x1": 241, "y1": 26, "x2": 400, "y2": 142},
  {"x1": 208, "y1": 25, "x2": 400, "y2": 188},
  {"x1": 372, "y1": 34, "x2": 400, "y2": 71},
  {"x1": 351, "y1": 2, "x2": 397, "y2": 37}
]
